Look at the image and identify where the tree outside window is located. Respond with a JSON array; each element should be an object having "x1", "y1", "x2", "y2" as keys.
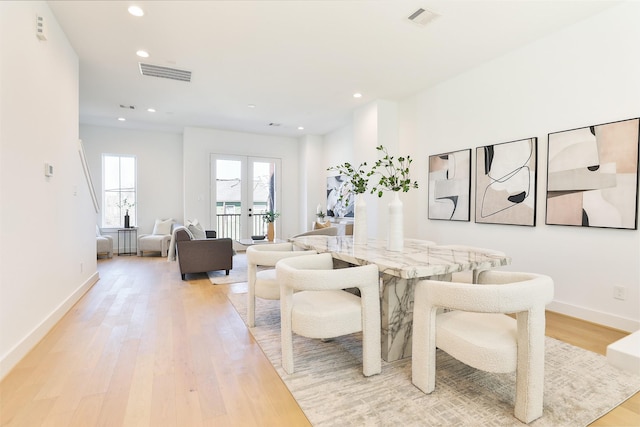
[{"x1": 102, "y1": 154, "x2": 136, "y2": 227}]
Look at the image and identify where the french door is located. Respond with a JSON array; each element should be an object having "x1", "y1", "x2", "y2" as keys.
[{"x1": 210, "y1": 154, "x2": 281, "y2": 240}]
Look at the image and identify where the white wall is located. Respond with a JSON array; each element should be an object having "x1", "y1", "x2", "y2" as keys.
[
  {"x1": 398, "y1": 2, "x2": 640, "y2": 331},
  {"x1": 183, "y1": 127, "x2": 301, "y2": 239},
  {"x1": 0, "y1": 1, "x2": 97, "y2": 378},
  {"x1": 80, "y1": 125, "x2": 184, "y2": 237},
  {"x1": 299, "y1": 135, "x2": 325, "y2": 231}
]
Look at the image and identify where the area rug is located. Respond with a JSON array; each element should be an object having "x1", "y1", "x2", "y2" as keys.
[
  {"x1": 226, "y1": 291, "x2": 640, "y2": 426},
  {"x1": 207, "y1": 253, "x2": 248, "y2": 284}
]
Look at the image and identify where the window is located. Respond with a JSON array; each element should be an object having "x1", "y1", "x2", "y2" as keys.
[{"x1": 102, "y1": 154, "x2": 136, "y2": 228}]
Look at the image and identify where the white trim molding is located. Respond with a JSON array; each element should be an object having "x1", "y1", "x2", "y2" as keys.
[
  {"x1": 548, "y1": 301, "x2": 639, "y2": 333},
  {"x1": 0, "y1": 272, "x2": 100, "y2": 380}
]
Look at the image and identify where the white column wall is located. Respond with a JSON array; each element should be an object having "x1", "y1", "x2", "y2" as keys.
[
  {"x1": 299, "y1": 134, "x2": 325, "y2": 233},
  {"x1": 0, "y1": 2, "x2": 96, "y2": 378}
]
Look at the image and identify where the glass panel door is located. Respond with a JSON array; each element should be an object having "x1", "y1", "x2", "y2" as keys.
[{"x1": 211, "y1": 154, "x2": 280, "y2": 240}]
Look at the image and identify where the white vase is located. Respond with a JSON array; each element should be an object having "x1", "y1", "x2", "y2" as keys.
[
  {"x1": 353, "y1": 193, "x2": 367, "y2": 245},
  {"x1": 387, "y1": 192, "x2": 403, "y2": 251}
]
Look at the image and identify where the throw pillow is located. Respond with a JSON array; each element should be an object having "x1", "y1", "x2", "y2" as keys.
[
  {"x1": 186, "y1": 218, "x2": 207, "y2": 240},
  {"x1": 152, "y1": 218, "x2": 174, "y2": 235},
  {"x1": 314, "y1": 221, "x2": 331, "y2": 230}
]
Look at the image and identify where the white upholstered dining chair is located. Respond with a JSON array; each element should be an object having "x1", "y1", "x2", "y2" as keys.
[
  {"x1": 411, "y1": 270, "x2": 554, "y2": 423},
  {"x1": 276, "y1": 253, "x2": 381, "y2": 377},
  {"x1": 245, "y1": 242, "x2": 316, "y2": 327}
]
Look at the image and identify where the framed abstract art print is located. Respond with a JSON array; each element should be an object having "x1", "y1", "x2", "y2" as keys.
[
  {"x1": 326, "y1": 175, "x2": 354, "y2": 218},
  {"x1": 546, "y1": 117, "x2": 639, "y2": 230},
  {"x1": 428, "y1": 149, "x2": 471, "y2": 221},
  {"x1": 476, "y1": 137, "x2": 537, "y2": 226}
]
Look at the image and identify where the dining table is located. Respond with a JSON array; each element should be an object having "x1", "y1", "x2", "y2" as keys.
[{"x1": 290, "y1": 235, "x2": 512, "y2": 362}]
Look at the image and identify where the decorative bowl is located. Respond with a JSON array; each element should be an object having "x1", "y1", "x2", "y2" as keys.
[{"x1": 251, "y1": 235, "x2": 266, "y2": 241}]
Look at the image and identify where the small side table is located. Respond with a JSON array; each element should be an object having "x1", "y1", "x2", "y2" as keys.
[
  {"x1": 118, "y1": 228, "x2": 138, "y2": 256},
  {"x1": 237, "y1": 238, "x2": 286, "y2": 246}
]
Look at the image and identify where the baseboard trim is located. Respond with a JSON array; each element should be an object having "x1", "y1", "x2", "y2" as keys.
[
  {"x1": 0, "y1": 272, "x2": 100, "y2": 380},
  {"x1": 548, "y1": 301, "x2": 639, "y2": 333}
]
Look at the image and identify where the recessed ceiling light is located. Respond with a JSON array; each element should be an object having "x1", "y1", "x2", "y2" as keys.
[
  {"x1": 353, "y1": 93, "x2": 362, "y2": 98},
  {"x1": 117, "y1": 117, "x2": 126, "y2": 121},
  {"x1": 136, "y1": 50, "x2": 149, "y2": 58},
  {"x1": 248, "y1": 104, "x2": 256, "y2": 109},
  {"x1": 147, "y1": 108, "x2": 156, "y2": 113},
  {"x1": 128, "y1": 6, "x2": 144, "y2": 17},
  {"x1": 298, "y1": 126, "x2": 305, "y2": 130}
]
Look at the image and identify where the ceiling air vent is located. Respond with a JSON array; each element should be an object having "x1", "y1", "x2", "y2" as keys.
[
  {"x1": 407, "y1": 7, "x2": 439, "y2": 26},
  {"x1": 139, "y1": 63, "x2": 192, "y2": 82}
]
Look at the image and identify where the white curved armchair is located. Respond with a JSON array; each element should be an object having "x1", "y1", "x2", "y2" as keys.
[
  {"x1": 412, "y1": 270, "x2": 554, "y2": 423},
  {"x1": 96, "y1": 226, "x2": 113, "y2": 258},
  {"x1": 137, "y1": 234, "x2": 172, "y2": 257},
  {"x1": 137, "y1": 218, "x2": 174, "y2": 257},
  {"x1": 246, "y1": 242, "x2": 316, "y2": 327},
  {"x1": 276, "y1": 253, "x2": 381, "y2": 377}
]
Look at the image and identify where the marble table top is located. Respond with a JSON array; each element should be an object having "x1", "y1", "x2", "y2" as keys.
[{"x1": 290, "y1": 236, "x2": 511, "y2": 279}]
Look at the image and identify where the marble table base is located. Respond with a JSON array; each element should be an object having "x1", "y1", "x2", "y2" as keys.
[{"x1": 381, "y1": 273, "x2": 450, "y2": 362}]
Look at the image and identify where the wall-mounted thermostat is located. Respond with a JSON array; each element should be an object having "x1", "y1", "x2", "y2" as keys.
[{"x1": 44, "y1": 162, "x2": 54, "y2": 177}]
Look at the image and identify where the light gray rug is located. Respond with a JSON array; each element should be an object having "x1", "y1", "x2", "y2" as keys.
[
  {"x1": 207, "y1": 253, "x2": 248, "y2": 284},
  {"x1": 226, "y1": 291, "x2": 640, "y2": 426}
]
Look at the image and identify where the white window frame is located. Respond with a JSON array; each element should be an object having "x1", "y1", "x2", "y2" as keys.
[{"x1": 102, "y1": 154, "x2": 137, "y2": 228}]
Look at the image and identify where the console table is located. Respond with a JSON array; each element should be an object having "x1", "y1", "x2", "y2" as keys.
[{"x1": 291, "y1": 236, "x2": 511, "y2": 362}]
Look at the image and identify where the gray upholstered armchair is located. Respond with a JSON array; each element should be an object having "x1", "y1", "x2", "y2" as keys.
[{"x1": 174, "y1": 228, "x2": 233, "y2": 280}]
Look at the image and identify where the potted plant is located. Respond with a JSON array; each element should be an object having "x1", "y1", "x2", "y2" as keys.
[
  {"x1": 327, "y1": 161, "x2": 370, "y2": 244},
  {"x1": 369, "y1": 145, "x2": 418, "y2": 251},
  {"x1": 116, "y1": 197, "x2": 136, "y2": 228},
  {"x1": 262, "y1": 210, "x2": 280, "y2": 241}
]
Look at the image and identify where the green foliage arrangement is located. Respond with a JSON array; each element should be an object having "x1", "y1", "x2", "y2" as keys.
[
  {"x1": 369, "y1": 145, "x2": 419, "y2": 197},
  {"x1": 326, "y1": 161, "x2": 369, "y2": 207},
  {"x1": 116, "y1": 197, "x2": 135, "y2": 213},
  {"x1": 262, "y1": 210, "x2": 280, "y2": 223}
]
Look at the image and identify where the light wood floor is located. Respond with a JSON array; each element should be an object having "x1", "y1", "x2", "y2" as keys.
[{"x1": 1, "y1": 255, "x2": 638, "y2": 426}]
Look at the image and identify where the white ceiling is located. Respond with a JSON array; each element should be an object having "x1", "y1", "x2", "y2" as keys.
[{"x1": 48, "y1": 0, "x2": 619, "y2": 137}]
